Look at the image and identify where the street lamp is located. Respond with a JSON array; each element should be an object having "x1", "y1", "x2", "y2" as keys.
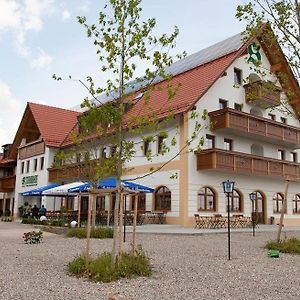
[
  {"x1": 222, "y1": 179, "x2": 235, "y2": 260},
  {"x1": 249, "y1": 192, "x2": 257, "y2": 237}
]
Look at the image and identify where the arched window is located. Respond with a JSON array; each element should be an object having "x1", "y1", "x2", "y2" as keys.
[
  {"x1": 251, "y1": 144, "x2": 264, "y2": 156},
  {"x1": 250, "y1": 107, "x2": 263, "y2": 117},
  {"x1": 229, "y1": 189, "x2": 242, "y2": 212},
  {"x1": 198, "y1": 187, "x2": 216, "y2": 211},
  {"x1": 273, "y1": 193, "x2": 285, "y2": 213},
  {"x1": 101, "y1": 147, "x2": 107, "y2": 158},
  {"x1": 155, "y1": 186, "x2": 171, "y2": 211},
  {"x1": 293, "y1": 194, "x2": 300, "y2": 214},
  {"x1": 131, "y1": 193, "x2": 146, "y2": 211}
]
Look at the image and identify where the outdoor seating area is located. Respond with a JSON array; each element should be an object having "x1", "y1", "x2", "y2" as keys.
[
  {"x1": 194, "y1": 214, "x2": 253, "y2": 229},
  {"x1": 45, "y1": 210, "x2": 167, "y2": 225}
]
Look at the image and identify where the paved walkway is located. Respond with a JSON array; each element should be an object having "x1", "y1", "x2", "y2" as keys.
[{"x1": 125, "y1": 224, "x2": 300, "y2": 235}]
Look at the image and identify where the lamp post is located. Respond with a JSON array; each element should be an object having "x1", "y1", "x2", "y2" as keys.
[
  {"x1": 249, "y1": 192, "x2": 257, "y2": 237},
  {"x1": 222, "y1": 179, "x2": 235, "y2": 261}
]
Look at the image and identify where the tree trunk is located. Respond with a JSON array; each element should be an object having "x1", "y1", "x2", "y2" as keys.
[
  {"x1": 112, "y1": 190, "x2": 120, "y2": 264},
  {"x1": 77, "y1": 192, "x2": 81, "y2": 228},
  {"x1": 85, "y1": 193, "x2": 92, "y2": 260},
  {"x1": 91, "y1": 194, "x2": 96, "y2": 229},
  {"x1": 118, "y1": 193, "x2": 124, "y2": 255},
  {"x1": 132, "y1": 195, "x2": 138, "y2": 255},
  {"x1": 276, "y1": 180, "x2": 289, "y2": 242}
]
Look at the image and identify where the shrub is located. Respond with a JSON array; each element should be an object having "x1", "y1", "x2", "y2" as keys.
[
  {"x1": 265, "y1": 237, "x2": 300, "y2": 254},
  {"x1": 23, "y1": 231, "x2": 43, "y2": 244},
  {"x1": 21, "y1": 218, "x2": 66, "y2": 227},
  {"x1": 1, "y1": 216, "x2": 13, "y2": 222},
  {"x1": 68, "y1": 247, "x2": 151, "y2": 282},
  {"x1": 66, "y1": 227, "x2": 113, "y2": 239}
]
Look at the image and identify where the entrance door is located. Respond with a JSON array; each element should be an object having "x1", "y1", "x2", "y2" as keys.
[{"x1": 255, "y1": 191, "x2": 265, "y2": 224}]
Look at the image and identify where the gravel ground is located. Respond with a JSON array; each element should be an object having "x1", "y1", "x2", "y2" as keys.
[{"x1": 1, "y1": 222, "x2": 300, "y2": 300}]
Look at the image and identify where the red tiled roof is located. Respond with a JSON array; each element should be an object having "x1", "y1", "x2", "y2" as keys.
[
  {"x1": 124, "y1": 52, "x2": 239, "y2": 124},
  {"x1": 28, "y1": 103, "x2": 79, "y2": 147}
]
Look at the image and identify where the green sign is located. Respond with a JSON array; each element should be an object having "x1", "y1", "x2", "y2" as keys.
[
  {"x1": 247, "y1": 42, "x2": 262, "y2": 63},
  {"x1": 22, "y1": 175, "x2": 38, "y2": 187}
]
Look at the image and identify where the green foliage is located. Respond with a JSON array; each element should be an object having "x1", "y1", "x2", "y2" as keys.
[
  {"x1": 66, "y1": 227, "x2": 113, "y2": 239},
  {"x1": 23, "y1": 231, "x2": 43, "y2": 244},
  {"x1": 68, "y1": 247, "x2": 151, "y2": 282},
  {"x1": 1, "y1": 216, "x2": 13, "y2": 222},
  {"x1": 21, "y1": 218, "x2": 66, "y2": 227},
  {"x1": 265, "y1": 237, "x2": 300, "y2": 254}
]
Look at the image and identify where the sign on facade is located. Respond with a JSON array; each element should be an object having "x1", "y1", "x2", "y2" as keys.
[{"x1": 22, "y1": 175, "x2": 38, "y2": 187}]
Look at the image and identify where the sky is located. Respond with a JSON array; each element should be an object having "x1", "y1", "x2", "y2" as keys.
[{"x1": 0, "y1": 0, "x2": 247, "y2": 147}]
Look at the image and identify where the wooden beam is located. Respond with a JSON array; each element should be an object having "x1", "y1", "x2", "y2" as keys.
[{"x1": 271, "y1": 63, "x2": 283, "y2": 72}]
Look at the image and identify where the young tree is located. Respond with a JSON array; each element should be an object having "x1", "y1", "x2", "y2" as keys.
[{"x1": 54, "y1": 0, "x2": 206, "y2": 264}]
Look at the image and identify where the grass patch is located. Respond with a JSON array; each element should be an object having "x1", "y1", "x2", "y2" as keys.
[
  {"x1": 66, "y1": 227, "x2": 113, "y2": 239},
  {"x1": 22, "y1": 218, "x2": 66, "y2": 227},
  {"x1": 68, "y1": 248, "x2": 152, "y2": 282},
  {"x1": 265, "y1": 237, "x2": 300, "y2": 254}
]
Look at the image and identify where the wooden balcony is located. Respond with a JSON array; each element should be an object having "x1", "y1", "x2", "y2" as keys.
[
  {"x1": 0, "y1": 175, "x2": 16, "y2": 192},
  {"x1": 48, "y1": 163, "x2": 97, "y2": 183},
  {"x1": 209, "y1": 108, "x2": 300, "y2": 147},
  {"x1": 244, "y1": 80, "x2": 281, "y2": 108},
  {"x1": 19, "y1": 140, "x2": 45, "y2": 160},
  {"x1": 196, "y1": 148, "x2": 300, "y2": 179}
]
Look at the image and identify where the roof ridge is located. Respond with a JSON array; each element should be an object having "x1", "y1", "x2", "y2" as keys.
[{"x1": 28, "y1": 102, "x2": 79, "y2": 114}]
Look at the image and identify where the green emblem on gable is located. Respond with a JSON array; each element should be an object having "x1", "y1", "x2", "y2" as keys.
[{"x1": 247, "y1": 42, "x2": 262, "y2": 63}]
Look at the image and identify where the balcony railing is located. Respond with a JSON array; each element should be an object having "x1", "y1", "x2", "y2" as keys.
[
  {"x1": 209, "y1": 108, "x2": 300, "y2": 147},
  {"x1": 48, "y1": 163, "x2": 97, "y2": 183},
  {"x1": 244, "y1": 80, "x2": 281, "y2": 108},
  {"x1": 196, "y1": 148, "x2": 300, "y2": 179},
  {"x1": 19, "y1": 140, "x2": 45, "y2": 160},
  {"x1": 0, "y1": 175, "x2": 16, "y2": 192}
]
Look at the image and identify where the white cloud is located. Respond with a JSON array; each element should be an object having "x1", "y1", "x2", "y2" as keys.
[
  {"x1": 0, "y1": 0, "x2": 54, "y2": 69},
  {"x1": 30, "y1": 48, "x2": 53, "y2": 70},
  {"x1": 0, "y1": 80, "x2": 22, "y2": 146},
  {"x1": 79, "y1": 0, "x2": 90, "y2": 13},
  {"x1": 62, "y1": 9, "x2": 71, "y2": 21}
]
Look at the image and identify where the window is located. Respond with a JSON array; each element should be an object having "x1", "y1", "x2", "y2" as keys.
[
  {"x1": 34, "y1": 159, "x2": 38, "y2": 172},
  {"x1": 143, "y1": 140, "x2": 150, "y2": 156},
  {"x1": 280, "y1": 117, "x2": 287, "y2": 124},
  {"x1": 278, "y1": 149, "x2": 285, "y2": 160},
  {"x1": 21, "y1": 162, "x2": 25, "y2": 174},
  {"x1": 273, "y1": 193, "x2": 285, "y2": 213},
  {"x1": 131, "y1": 193, "x2": 146, "y2": 211},
  {"x1": 96, "y1": 196, "x2": 106, "y2": 211},
  {"x1": 155, "y1": 186, "x2": 171, "y2": 211},
  {"x1": 198, "y1": 187, "x2": 216, "y2": 211},
  {"x1": 101, "y1": 147, "x2": 107, "y2": 158},
  {"x1": 219, "y1": 99, "x2": 228, "y2": 109},
  {"x1": 157, "y1": 134, "x2": 167, "y2": 154},
  {"x1": 234, "y1": 68, "x2": 242, "y2": 85},
  {"x1": 229, "y1": 189, "x2": 242, "y2": 212},
  {"x1": 293, "y1": 194, "x2": 300, "y2": 214},
  {"x1": 26, "y1": 160, "x2": 30, "y2": 173},
  {"x1": 111, "y1": 146, "x2": 117, "y2": 157},
  {"x1": 291, "y1": 152, "x2": 297, "y2": 162},
  {"x1": 234, "y1": 103, "x2": 242, "y2": 111},
  {"x1": 205, "y1": 135, "x2": 215, "y2": 149},
  {"x1": 224, "y1": 138, "x2": 233, "y2": 151},
  {"x1": 40, "y1": 157, "x2": 44, "y2": 170},
  {"x1": 268, "y1": 113, "x2": 276, "y2": 121},
  {"x1": 66, "y1": 197, "x2": 74, "y2": 210},
  {"x1": 76, "y1": 153, "x2": 82, "y2": 163}
]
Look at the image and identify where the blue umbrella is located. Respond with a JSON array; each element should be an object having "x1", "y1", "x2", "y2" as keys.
[
  {"x1": 22, "y1": 183, "x2": 60, "y2": 196},
  {"x1": 68, "y1": 177, "x2": 154, "y2": 193}
]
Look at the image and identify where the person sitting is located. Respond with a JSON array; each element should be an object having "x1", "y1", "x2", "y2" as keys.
[{"x1": 39, "y1": 205, "x2": 47, "y2": 217}]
